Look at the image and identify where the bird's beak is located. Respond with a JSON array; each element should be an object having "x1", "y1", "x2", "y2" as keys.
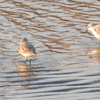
[
  {"x1": 86, "y1": 29, "x2": 88, "y2": 33},
  {"x1": 86, "y1": 30, "x2": 91, "y2": 35}
]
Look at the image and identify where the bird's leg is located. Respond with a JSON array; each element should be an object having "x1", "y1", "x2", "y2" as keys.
[
  {"x1": 29, "y1": 57, "x2": 32, "y2": 62},
  {"x1": 29, "y1": 57, "x2": 32, "y2": 66},
  {"x1": 24, "y1": 57, "x2": 28, "y2": 63}
]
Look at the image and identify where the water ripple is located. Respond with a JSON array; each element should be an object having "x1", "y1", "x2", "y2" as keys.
[{"x1": 0, "y1": 0, "x2": 100, "y2": 100}]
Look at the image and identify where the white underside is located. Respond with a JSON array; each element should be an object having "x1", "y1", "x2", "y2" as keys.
[
  {"x1": 22, "y1": 53, "x2": 35, "y2": 57},
  {"x1": 88, "y1": 27, "x2": 98, "y2": 39}
]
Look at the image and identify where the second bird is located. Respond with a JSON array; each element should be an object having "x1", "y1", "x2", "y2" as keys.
[
  {"x1": 87, "y1": 23, "x2": 100, "y2": 40},
  {"x1": 18, "y1": 38, "x2": 36, "y2": 63}
]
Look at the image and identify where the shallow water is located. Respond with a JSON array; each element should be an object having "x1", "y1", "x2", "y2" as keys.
[{"x1": 0, "y1": 0, "x2": 100, "y2": 100}]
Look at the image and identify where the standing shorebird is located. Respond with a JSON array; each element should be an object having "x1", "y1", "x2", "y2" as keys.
[
  {"x1": 87, "y1": 23, "x2": 100, "y2": 39},
  {"x1": 18, "y1": 38, "x2": 36, "y2": 63}
]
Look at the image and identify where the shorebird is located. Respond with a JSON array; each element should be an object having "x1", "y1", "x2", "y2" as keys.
[
  {"x1": 18, "y1": 38, "x2": 36, "y2": 63},
  {"x1": 86, "y1": 23, "x2": 100, "y2": 39}
]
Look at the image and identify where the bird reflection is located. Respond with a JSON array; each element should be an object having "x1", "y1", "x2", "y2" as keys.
[
  {"x1": 17, "y1": 63, "x2": 34, "y2": 89},
  {"x1": 87, "y1": 46, "x2": 100, "y2": 62}
]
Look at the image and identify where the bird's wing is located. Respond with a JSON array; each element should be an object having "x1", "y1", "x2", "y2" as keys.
[
  {"x1": 28, "y1": 43, "x2": 36, "y2": 54},
  {"x1": 19, "y1": 42, "x2": 36, "y2": 54}
]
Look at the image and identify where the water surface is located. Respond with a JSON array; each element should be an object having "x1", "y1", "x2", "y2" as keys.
[{"x1": 0, "y1": 0, "x2": 100, "y2": 100}]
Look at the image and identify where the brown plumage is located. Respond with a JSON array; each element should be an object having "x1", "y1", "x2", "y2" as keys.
[{"x1": 18, "y1": 38, "x2": 36, "y2": 63}]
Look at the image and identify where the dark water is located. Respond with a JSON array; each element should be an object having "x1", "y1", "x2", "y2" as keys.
[{"x1": 0, "y1": 0, "x2": 100, "y2": 100}]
